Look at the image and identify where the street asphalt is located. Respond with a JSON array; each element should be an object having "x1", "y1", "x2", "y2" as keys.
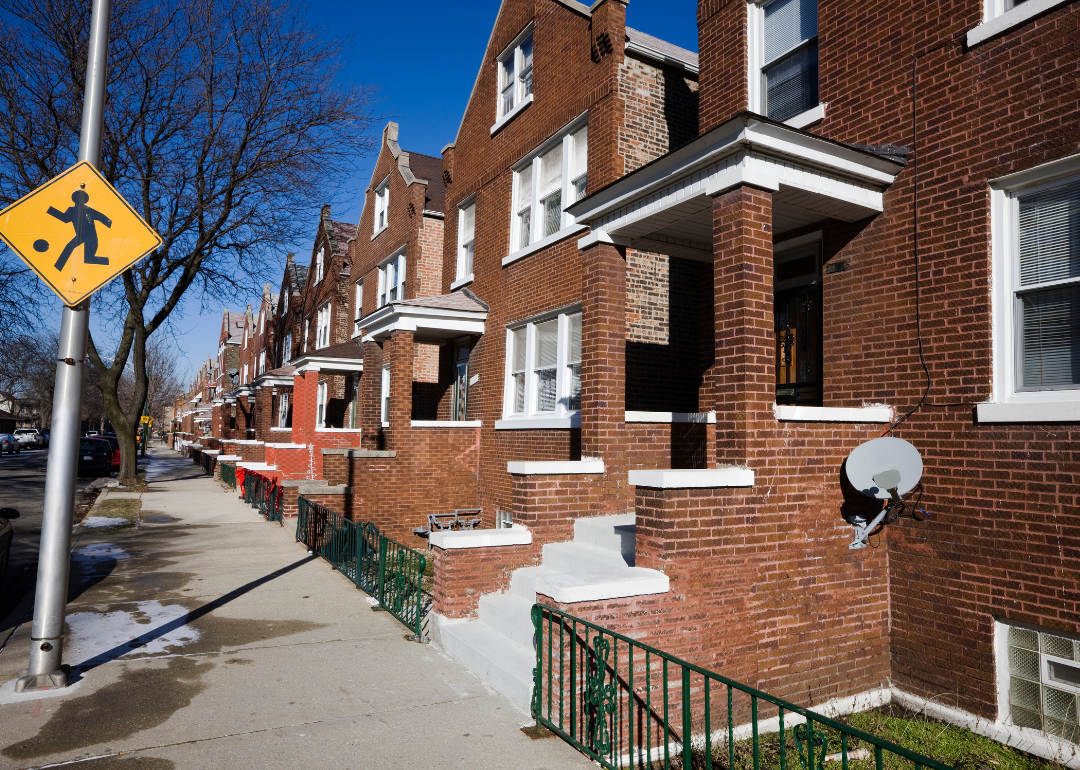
[{"x1": 0, "y1": 446, "x2": 593, "y2": 770}]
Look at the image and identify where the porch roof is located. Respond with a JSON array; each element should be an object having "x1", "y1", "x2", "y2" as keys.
[
  {"x1": 566, "y1": 112, "x2": 906, "y2": 261},
  {"x1": 361, "y1": 289, "x2": 488, "y2": 343},
  {"x1": 292, "y1": 340, "x2": 363, "y2": 374},
  {"x1": 254, "y1": 365, "x2": 296, "y2": 388}
]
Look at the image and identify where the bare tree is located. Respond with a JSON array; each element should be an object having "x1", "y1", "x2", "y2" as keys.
[
  {"x1": 0, "y1": 0, "x2": 378, "y2": 479},
  {"x1": 116, "y1": 334, "x2": 184, "y2": 425},
  {"x1": 0, "y1": 332, "x2": 59, "y2": 427}
]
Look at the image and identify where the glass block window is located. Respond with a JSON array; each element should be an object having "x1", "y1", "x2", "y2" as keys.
[{"x1": 1008, "y1": 625, "x2": 1080, "y2": 744}]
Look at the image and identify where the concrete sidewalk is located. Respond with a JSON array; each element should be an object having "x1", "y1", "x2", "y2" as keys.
[{"x1": 0, "y1": 448, "x2": 593, "y2": 770}]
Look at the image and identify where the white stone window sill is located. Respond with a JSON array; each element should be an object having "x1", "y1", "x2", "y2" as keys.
[
  {"x1": 381, "y1": 421, "x2": 389, "y2": 428},
  {"x1": 976, "y1": 400, "x2": 1080, "y2": 423},
  {"x1": 236, "y1": 462, "x2": 276, "y2": 471},
  {"x1": 450, "y1": 274, "x2": 474, "y2": 291},
  {"x1": 489, "y1": 93, "x2": 533, "y2": 136},
  {"x1": 265, "y1": 442, "x2": 306, "y2": 449},
  {"x1": 270, "y1": 427, "x2": 291, "y2": 431},
  {"x1": 370, "y1": 225, "x2": 388, "y2": 241},
  {"x1": 773, "y1": 404, "x2": 893, "y2": 423},
  {"x1": 966, "y1": 0, "x2": 1073, "y2": 47},
  {"x1": 629, "y1": 467, "x2": 754, "y2": 488},
  {"x1": 625, "y1": 411, "x2": 716, "y2": 424},
  {"x1": 314, "y1": 427, "x2": 362, "y2": 433},
  {"x1": 507, "y1": 458, "x2": 605, "y2": 475},
  {"x1": 495, "y1": 414, "x2": 581, "y2": 430},
  {"x1": 410, "y1": 420, "x2": 482, "y2": 428},
  {"x1": 502, "y1": 224, "x2": 589, "y2": 268},
  {"x1": 229, "y1": 440, "x2": 265, "y2": 445},
  {"x1": 430, "y1": 524, "x2": 532, "y2": 549},
  {"x1": 783, "y1": 102, "x2": 827, "y2": 130}
]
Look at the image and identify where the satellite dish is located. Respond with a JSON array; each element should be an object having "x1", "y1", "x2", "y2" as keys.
[
  {"x1": 843, "y1": 437, "x2": 923, "y2": 549},
  {"x1": 845, "y1": 436, "x2": 922, "y2": 500}
]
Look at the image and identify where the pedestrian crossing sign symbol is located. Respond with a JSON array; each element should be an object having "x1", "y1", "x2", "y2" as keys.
[{"x1": 0, "y1": 161, "x2": 162, "y2": 306}]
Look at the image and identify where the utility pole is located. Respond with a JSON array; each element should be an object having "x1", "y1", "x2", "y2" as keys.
[{"x1": 15, "y1": 0, "x2": 111, "y2": 692}]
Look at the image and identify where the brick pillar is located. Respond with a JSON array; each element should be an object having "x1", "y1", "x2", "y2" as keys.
[
  {"x1": 360, "y1": 340, "x2": 384, "y2": 450},
  {"x1": 711, "y1": 186, "x2": 773, "y2": 465},
  {"x1": 254, "y1": 385, "x2": 272, "y2": 441},
  {"x1": 211, "y1": 404, "x2": 222, "y2": 438},
  {"x1": 580, "y1": 241, "x2": 628, "y2": 514},
  {"x1": 386, "y1": 330, "x2": 414, "y2": 448}
]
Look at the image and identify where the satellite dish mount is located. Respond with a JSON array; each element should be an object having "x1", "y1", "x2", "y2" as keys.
[{"x1": 844, "y1": 437, "x2": 924, "y2": 550}]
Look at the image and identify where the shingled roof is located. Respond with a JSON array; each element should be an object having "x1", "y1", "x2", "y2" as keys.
[
  {"x1": 225, "y1": 311, "x2": 245, "y2": 345},
  {"x1": 407, "y1": 153, "x2": 446, "y2": 214},
  {"x1": 625, "y1": 28, "x2": 699, "y2": 71},
  {"x1": 396, "y1": 288, "x2": 489, "y2": 312}
]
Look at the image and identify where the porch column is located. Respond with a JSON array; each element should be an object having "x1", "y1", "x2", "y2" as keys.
[
  {"x1": 254, "y1": 385, "x2": 272, "y2": 441},
  {"x1": 711, "y1": 185, "x2": 774, "y2": 466},
  {"x1": 359, "y1": 340, "x2": 383, "y2": 450},
  {"x1": 385, "y1": 329, "x2": 414, "y2": 449}
]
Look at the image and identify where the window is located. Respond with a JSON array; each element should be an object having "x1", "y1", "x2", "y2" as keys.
[
  {"x1": 316, "y1": 381, "x2": 327, "y2": 428},
  {"x1": 750, "y1": 0, "x2": 819, "y2": 124},
  {"x1": 314, "y1": 247, "x2": 324, "y2": 284},
  {"x1": 380, "y1": 365, "x2": 391, "y2": 427},
  {"x1": 316, "y1": 302, "x2": 332, "y2": 349},
  {"x1": 457, "y1": 201, "x2": 476, "y2": 281},
  {"x1": 774, "y1": 239, "x2": 822, "y2": 406},
  {"x1": 282, "y1": 290, "x2": 288, "y2": 315},
  {"x1": 511, "y1": 122, "x2": 588, "y2": 252},
  {"x1": 453, "y1": 344, "x2": 471, "y2": 421},
  {"x1": 353, "y1": 280, "x2": 364, "y2": 335},
  {"x1": 991, "y1": 161, "x2": 1080, "y2": 405},
  {"x1": 303, "y1": 320, "x2": 309, "y2": 353},
  {"x1": 498, "y1": 28, "x2": 533, "y2": 119},
  {"x1": 373, "y1": 177, "x2": 389, "y2": 234},
  {"x1": 282, "y1": 332, "x2": 292, "y2": 364},
  {"x1": 259, "y1": 311, "x2": 264, "y2": 334},
  {"x1": 277, "y1": 391, "x2": 290, "y2": 428},
  {"x1": 504, "y1": 308, "x2": 582, "y2": 419},
  {"x1": 259, "y1": 350, "x2": 266, "y2": 375},
  {"x1": 1003, "y1": 623, "x2": 1080, "y2": 743},
  {"x1": 378, "y1": 251, "x2": 406, "y2": 306}
]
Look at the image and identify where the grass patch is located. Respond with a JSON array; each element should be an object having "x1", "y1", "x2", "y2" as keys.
[{"x1": 78, "y1": 498, "x2": 142, "y2": 530}]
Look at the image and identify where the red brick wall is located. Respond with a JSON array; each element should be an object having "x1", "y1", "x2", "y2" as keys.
[{"x1": 431, "y1": 543, "x2": 539, "y2": 619}]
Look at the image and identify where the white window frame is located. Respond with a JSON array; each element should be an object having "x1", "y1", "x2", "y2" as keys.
[
  {"x1": 969, "y1": 0, "x2": 1072, "y2": 47},
  {"x1": 378, "y1": 248, "x2": 406, "y2": 307},
  {"x1": 316, "y1": 301, "x2": 332, "y2": 350},
  {"x1": 258, "y1": 350, "x2": 266, "y2": 375},
  {"x1": 373, "y1": 177, "x2": 390, "y2": 236},
  {"x1": 380, "y1": 365, "x2": 391, "y2": 427},
  {"x1": 507, "y1": 116, "x2": 589, "y2": 262},
  {"x1": 996, "y1": 620, "x2": 1080, "y2": 739},
  {"x1": 353, "y1": 280, "x2": 364, "y2": 337},
  {"x1": 314, "y1": 247, "x2": 325, "y2": 284},
  {"x1": 316, "y1": 381, "x2": 327, "y2": 428},
  {"x1": 282, "y1": 332, "x2": 292, "y2": 364},
  {"x1": 492, "y1": 25, "x2": 534, "y2": 132},
  {"x1": 455, "y1": 198, "x2": 476, "y2": 286},
  {"x1": 746, "y1": 0, "x2": 825, "y2": 130},
  {"x1": 277, "y1": 391, "x2": 289, "y2": 428},
  {"x1": 502, "y1": 306, "x2": 582, "y2": 422},
  {"x1": 985, "y1": 154, "x2": 1080, "y2": 420},
  {"x1": 259, "y1": 310, "x2": 264, "y2": 334},
  {"x1": 282, "y1": 290, "x2": 288, "y2": 315},
  {"x1": 303, "y1": 320, "x2": 309, "y2": 353}
]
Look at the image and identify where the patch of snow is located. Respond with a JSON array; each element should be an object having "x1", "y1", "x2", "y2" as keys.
[
  {"x1": 65, "y1": 600, "x2": 200, "y2": 667},
  {"x1": 71, "y1": 543, "x2": 130, "y2": 567},
  {"x1": 79, "y1": 516, "x2": 130, "y2": 529}
]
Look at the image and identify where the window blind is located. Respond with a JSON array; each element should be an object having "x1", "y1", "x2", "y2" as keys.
[
  {"x1": 1021, "y1": 285, "x2": 1080, "y2": 389},
  {"x1": 517, "y1": 165, "x2": 533, "y2": 211},
  {"x1": 536, "y1": 320, "x2": 558, "y2": 368},
  {"x1": 512, "y1": 328, "x2": 527, "y2": 371},
  {"x1": 540, "y1": 144, "x2": 562, "y2": 198},
  {"x1": 461, "y1": 204, "x2": 475, "y2": 243},
  {"x1": 1018, "y1": 180, "x2": 1080, "y2": 287},
  {"x1": 571, "y1": 125, "x2": 588, "y2": 179},
  {"x1": 764, "y1": 0, "x2": 817, "y2": 64},
  {"x1": 764, "y1": 40, "x2": 818, "y2": 123}
]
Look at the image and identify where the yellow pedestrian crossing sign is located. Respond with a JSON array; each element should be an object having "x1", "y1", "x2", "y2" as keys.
[{"x1": 0, "y1": 161, "x2": 162, "y2": 306}]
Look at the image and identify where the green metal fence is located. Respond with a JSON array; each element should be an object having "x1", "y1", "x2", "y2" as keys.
[
  {"x1": 531, "y1": 605, "x2": 953, "y2": 770},
  {"x1": 241, "y1": 470, "x2": 283, "y2": 526},
  {"x1": 295, "y1": 496, "x2": 428, "y2": 639},
  {"x1": 220, "y1": 463, "x2": 236, "y2": 489},
  {"x1": 198, "y1": 451, "x2": 214, "y2": 475}
]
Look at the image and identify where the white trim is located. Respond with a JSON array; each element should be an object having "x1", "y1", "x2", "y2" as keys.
[
  {"x1": 624, "y1": 39, "x2": 699, "y2": 77},
  {"x1": 410, "y1": 420, "x2": 482, "y2": 428},
  {"x1": 429, "y1": 524, "x2": 532, "y2": 549},
  {"x1": 489, "y1": 92, "x2": 533, "y2": 135},
  {"x1": 783, "y1": 102, "x2": 827, "y2": 129},
  {"x1": 270, "y1": 428, "x2": 292, "y2": 432},
  {"x1": 293, "y1": 357, "x2": 363, "y2": 374},
  {"x1": 502, "y1": 224, "x2": 590, "y2": 267},
  {"x1": 495, "y1": 415, "x2": 580, "y2": 430},
  {"x1": 360, "y1": 302, "x2": 487, "y2": 343},
  {"x1": 216, "y1": 454, "x2": 242, "y2": 461},
  {"x1": 629, "y1": 467, "x2": 755, "y2": 488},
  {"x1": 625, "y1": 411, "x2": 716, "y2": 424},
  {"x1": 533, "y1": 568, "x2": 670, "y2": 604},
  {"x1": 507, "y1": 458, "x2": 604, "y2": 474},
  {"x1": 313, "y1": 427, "x2": 363, "y2": 433},
  {"x1": 450, "y1": 274, "x2": 474, "y2": 290},
  {"x1": 967, "y1": 0, "x2": 1074, "y2": 47},
  {"x1": 977, "y1": 400, "x2": 1080, "y2": 423},
  {"x1": 774, "y1": 404, "x2": 893, "y2": 423},
  {"x1": 264, "y1": 442, "x2": 306, "y2": 448}
]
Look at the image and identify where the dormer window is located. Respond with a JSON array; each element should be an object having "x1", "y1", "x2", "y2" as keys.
[
  {"x1": 373, "y1": 177, "x2": 389, "y2": 235},
  {"x1": 494, "y1": 25, "x2": 533, "y2": 130},
  {"x1": 314, "y1": 247, "x2": 324, "y2": 284}
]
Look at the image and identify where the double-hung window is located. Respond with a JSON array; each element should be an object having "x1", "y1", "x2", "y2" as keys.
[
  {"x1": 282, "y1": 332, "x2": 292, "y2": 364},
  {"x1": 277, "y1": 391, "x2": 290, "y2": 428},
  {"x1": 511, "y1": 121, "x2": 588, "y2": 253},
  {"x1": 316, "y1": 302, "x2": 331, "y2": 349},
  {"x1": 751, "y1": 0, "x2": 819, "y2": 124},
  {"x1": 992, "y1": 164, "x2": 1080, "y2": 404},
  {"x1": 314, "y1": 248, "x2": 324, "y2": 284},
  {"x1": 282, "y1": 290, "x2": 288, "y2": 315},
  {"x1": 303, "y1": 320, "x2": 309, "y2": 353},
  {"x1": 353, "y1": 280, "x2": 364, "y2": 336},
  {"x1": 380, "y1": 365, "x2": 391, "y2": 427},
  {"x1": 457, "y1": 200, "x2": 476, "y2": 282},
  {"x1": 316, "y1": 381, "x2": 327, "y2": 428},
  {"x1": 259, "y1": 350, "x2": 266, "y2": 375},
  {"x1": 378, "y1": 250, "x2": 406, "y2": 306},
  {"x1": 498, "y1": 27, "x2": 533, "y2": 120},
  {"x1": 503, "y1": 308, "x2": 583, "y2": 420},
  {"x1": 373, "y1": 177, "x2": 389, "y2": 234}
]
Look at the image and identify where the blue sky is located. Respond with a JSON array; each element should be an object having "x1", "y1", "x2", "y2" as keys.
[{"x1": 81, "y1": 0, "x2": 700, "y2": 382}]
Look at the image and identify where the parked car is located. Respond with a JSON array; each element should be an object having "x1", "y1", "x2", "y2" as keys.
[
  {"x1": 77, "y1": 437, "x2": 113, "y2": 477},
  {"x1": 38, "y1": 430, "x2": 49, "y2": 448},
  {"x1": 0, "y1": 507, "x2": 19, "y2": 600},
  {"x1": 0, "y1": 434, "x2": 21, "y2": 455},
  {"x1": 13, "y1": 428, "x2": 44, "y2": 448},
  {"x1": 88, "y1": 433, "x2": 121, "y2": 471}
]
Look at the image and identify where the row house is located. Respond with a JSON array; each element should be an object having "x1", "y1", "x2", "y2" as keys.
[{"x1": 180, "y1": 0, "x2": 1080, "y2": 763}]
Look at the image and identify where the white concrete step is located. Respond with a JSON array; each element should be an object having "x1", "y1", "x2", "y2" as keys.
[
  {"x1": 478, "y1": 593, "x2": 536, "y2": 648},
  {"x1": 574, "y1": 513, "x2": 636, "y2": 565},
  {"x1": 541, "y1": 541, "x2": 630, "y2": 572},
  {"x1": 510, "y1": 565, "x2": 555, "y2": 600},
  {"x1": 437, "y1": 618, "x2": 536, "y2": 713}
]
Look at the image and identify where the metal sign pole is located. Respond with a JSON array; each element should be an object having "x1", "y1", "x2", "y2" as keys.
[{"x1": 15, "y1": 0, "x2": 111, "y2": 693}]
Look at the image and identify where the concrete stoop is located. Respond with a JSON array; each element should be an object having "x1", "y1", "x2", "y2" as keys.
[{"x1": 434, "y1": 514, "x2": 668, "y2": 713}]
